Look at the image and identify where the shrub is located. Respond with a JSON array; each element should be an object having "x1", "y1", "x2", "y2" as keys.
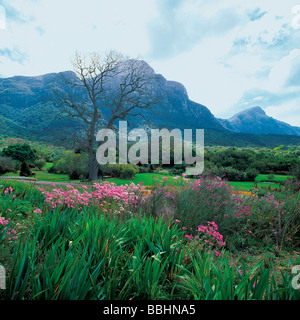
[
  {"x1": 0, "y1": 156, "x2": 18, "y2": 175},
  {"x1": 209, "y1": 166, "x2": 247, "y2": 181},
  {"x1": 49, "y1": 152, "x2": 89, "y2": 180},
  {"x1": 207, "y1": 166, "x2": 258, "y2": 182},
  {"x1": 1, "y1": 143, "x2": 36, "y2": 163},
  {"x1": 170, "y1": 168, "x2": 185, "y2": 175},
  {"x1": 138, "y1": 166, "x2": 150, "y2": 173},
  {"x1": 106, "y1": 164, "x2": 139, "y2": 179},
  {"x1": 34, "y1": 158, "x2": 46, "y2": 170},
  {"x1": 241, "y1": 191, "x2": 300, "y2": 249},
  {"x1": 245, "y1": 168, "x2": 259, "y2": 181},
  {"x1": 120, "y1": 166, "x2": 138, "y2": 179},
  {"x1": 20, "y1": 162, "x2": 32, "y2": 177},
  {"x1": 107, "y1": 164, "x2": 123, "y2": 177},
  {"x1": 174, "y1": 177, "x2": 247, "y2": 235},
  {"x1": 290, "y1": 163, "x2": 300, "y2": 180}
]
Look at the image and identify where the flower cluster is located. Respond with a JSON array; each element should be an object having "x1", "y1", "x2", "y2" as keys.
[
  {"x1": 3, "y1": 187, "x2": 14, "y2": 195},
  {"x1": 0, "y1": 217, "x2": 20, "y2": 241},
  {"x1": 39, "y1": 181, "x2": 144, "y2": 215},
  {"x1": 184, "y1": 221, "x2": 226, "y2": 257}
]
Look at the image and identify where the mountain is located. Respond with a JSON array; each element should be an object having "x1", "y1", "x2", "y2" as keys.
[
  {"x1": 0, "y1": 63, "x2": 300, "y2": 148},
  {"x1": 151, "y1": 74, "x2": 225, "y2": 131},
  {"x1": 218, "y1": 106, "x2": 300, "y2": 136},
  {"x1": 0, "y1": 66, "x2": 225, "y2": 139}
]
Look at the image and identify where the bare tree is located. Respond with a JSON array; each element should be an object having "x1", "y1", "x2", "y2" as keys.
[{"x1": 54, "y1": 51, "x2": 160, "y2": 181}]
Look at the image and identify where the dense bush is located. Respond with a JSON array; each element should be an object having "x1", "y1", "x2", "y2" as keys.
[
  {"x1": 20, "y1": 162, "x2": 32, "y2": 177},
  {"x1": 106, "y1": 164, "x2": 139, "y2": 179},
  {"x1": 49, "y1": 152, "x2": 89, "y2": 180},
  {"x1": 34, "y1": 158, "x2": 46, "y2": 170},
  {"x1": 0, "y1": 156, "x2": 18, "y2": 175},
  {"x1": 1, "y1": 143, "x2": 36, "y2": 163},
  {"x1": 207, "y1": 166, "x2": 259, "y2": 181},
  {"x1": 138, "y1": 166, "x2": 151, "y2": 173},
  {"x1": 242, "y1": 191, "x2": 300, "y2": 249},
  {"x1": 290, "y1": 163, "x2": 300, "y2": 180},
  {"x1": 205, "y1": 147, "x2": 300, "y2": 175}
]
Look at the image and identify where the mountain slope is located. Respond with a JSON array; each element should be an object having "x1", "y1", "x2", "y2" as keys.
[
  {"x1": 0, "y1": 64, "x2": 300, "y2": 147},
  {"x1": 218, "y1": 106, "x2": 300, "y2": 136},
  {"x1": 0, "y1": 66, "x2": 225, "y2": 137}
]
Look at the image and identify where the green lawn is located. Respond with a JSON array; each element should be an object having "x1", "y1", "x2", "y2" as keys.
[
  {"x1": 42, "y1": 162, "x2": 53, "y2": 170},
  {"x1": 1, "y1": 168, "x2": 70, "y2": 183},
  {"x1": 255, "y1": 174, "x2": 293, "y2": 182},
  {"x1": 228, "y1": 180, "x2": 281, "y2": 191},
  {"x1": 34, "y1": 171, "x2": 70, "y2": 182},
  {"x1": 227, "y1": 174, "x2": 292, "y2": 190},
  {"x1": 107, "y1": 173, "x2": 180, "y2": 186},
  {"x1": 108, "y1": 173, "x2": 290, "y2": 190}
]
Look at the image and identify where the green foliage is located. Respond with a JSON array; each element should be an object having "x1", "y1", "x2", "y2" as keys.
[
  {"x1": 290, "y1": 163, "x2": 300, "y2": 180},
  {"x1": 0, "y1": 197, "x2": 32, "y2": 218},
  {"x1": 1, "y1": 144, "x2": 36, "y2": 163},
  {"x1": 49, "y1": 152, "x2": 89, "y2": 180},
  {"x1": 0, "y1": 156, "x2": 18, "y2": 175},
  {"x1": 205, "y1": 146, "x2": 300, "y2": 175},
  {"x1": 0, "y1": 179, "x2": 299, "y2": 300},
  {"x1": 20, "y1": 162, "x2": 32, "y2": 177},
  {"x1": 178, "y1": 251, "x2": 299, "y2": 300},
  {"x1": 106, "y1": 164, "x2": 139, "y2": 179},
  {"x1": 0, "y1": 179, "x2": 45, "y2": 208},
  {"x1": 34, "y1": 158, "x2": 46, "y2": 170}
]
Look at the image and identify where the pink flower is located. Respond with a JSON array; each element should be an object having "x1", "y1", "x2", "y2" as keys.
[{"x1": 33, "y1": 208, "x2": 42, "y2": 214}]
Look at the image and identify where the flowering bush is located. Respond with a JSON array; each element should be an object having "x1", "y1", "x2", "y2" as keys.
[
  {"x1": 243, "y1": 191, "x2": 300, "y2": 248},
  {"x1": 184, "y1": 221, "x2": 226, "y2": 257},
  {"x1": 39, "y1": 181, "x2": 143, "y2": 216},
  {"x1": 174, "y1": 176, "x2": 252, "y2": 237}
]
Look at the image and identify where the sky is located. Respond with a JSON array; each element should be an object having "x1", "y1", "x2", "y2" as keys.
[{"x1": 0, "y1": 0, "x2": 300, "y2": 126}]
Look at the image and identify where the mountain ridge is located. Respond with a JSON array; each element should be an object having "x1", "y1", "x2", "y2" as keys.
[
  {"x1": 0, "y1": 63, "x2": 300, "y2": 147},
  {"x1": 218, "y1": 106, "x2": 300, "y2": 136}
]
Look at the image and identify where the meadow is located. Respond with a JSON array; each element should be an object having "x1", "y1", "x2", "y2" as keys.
[{"x1": 0, "y1": 173, "x2": 299, "y2": 300}]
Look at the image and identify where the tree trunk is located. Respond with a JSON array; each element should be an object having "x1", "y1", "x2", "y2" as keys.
[{"x1": 88, "y1": 153, "x2": 98, "y2": 181}]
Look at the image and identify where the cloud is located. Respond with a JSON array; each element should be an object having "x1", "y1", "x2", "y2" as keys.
[
  {"x1": 0, "y1": 0, "x2": 157, "y2": 76},
  {"x1": 0, "y1": 48, "x2": 27, "y2": 63},
  {"x1": 267, "y1": 49, "x2": 300, "y2": 91},
  {"x1": 0, "y1": 0, "x2": 299, "y2": 127},
  {"x1": 247, "y1": 8, "x2": 267, "y2": 21},
  {"x1": 147, "y1": 1, "x2": 243, "y2": 60},
  {"x1": 265, "y1": 101, "x2": 300, "y2": 127}
]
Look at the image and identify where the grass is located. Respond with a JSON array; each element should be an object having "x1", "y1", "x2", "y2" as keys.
[
  {"x1": 228, "y1": 174, "x2": 292, "y2": 191},
  {"x1": 1, "y1": 170, "x2": 70, "y2": 183},
  {"x1": 256, "y1": 174, "x2": 293, "y2": 182},
  {"x1": 107, "y1": 173, "x2": 290, "y2": 190},
  {"x1": 228, "y1": 181, "x2": 281, "y2": 191},
  {"x1": 42, "y1": 162, "x2": 53, "y2": 170},
  {"x1": 33, "y1": 171, "x2": 70, "y2": 182},
  {"x1": 107, "y1": 173, "x2": 180, "y2": 186}
]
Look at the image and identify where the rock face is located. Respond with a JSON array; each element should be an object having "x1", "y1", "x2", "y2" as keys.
[
  {"x1": 152, "y1": 74, "x2": 225, "y2": 130},
  {"x1": 218, "y1": 106, "x2": 300, "y2": 136}
]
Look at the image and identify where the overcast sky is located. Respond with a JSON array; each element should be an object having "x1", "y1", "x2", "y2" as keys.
[{"x1": 0, "y1": 0, "x2": 300, "y2": 126}]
